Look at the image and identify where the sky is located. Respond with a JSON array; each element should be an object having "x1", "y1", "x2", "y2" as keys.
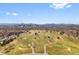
[{"x1": 0, "y1": 3, "x2": 79, "y2": 24}]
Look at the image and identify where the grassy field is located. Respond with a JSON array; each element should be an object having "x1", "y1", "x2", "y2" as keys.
[{"x1": 0, "y1": 30, "x2": 79, "y2": 55}]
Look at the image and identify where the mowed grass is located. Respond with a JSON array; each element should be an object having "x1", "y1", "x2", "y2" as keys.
[{"x1": 0, "y1": 30, "x2": 79, "y2": 55}]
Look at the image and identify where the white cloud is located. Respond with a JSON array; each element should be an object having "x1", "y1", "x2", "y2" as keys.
[
  {"x1": 66, "y1": 5, "x2": 72, "y2": 8},
  {"x1": 12, "y1": 12, "x2": 18, "y2": 16},
  {"x1": 6, "y1": 12, "x2": 11, "y2": 15},
  {"x1": 49, "y1": 4, "x2": 54, "y2": 8},
  {"x1": 49, "y1": 3, "x2": 72, "y2": 9},
  {"x1": 6, "y1": 12, "x2": 18, "y2": 16}
]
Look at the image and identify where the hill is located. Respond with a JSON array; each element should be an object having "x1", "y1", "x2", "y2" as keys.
[{"x1": 0, "y1": 24, "x2": 79, "y2": 55}]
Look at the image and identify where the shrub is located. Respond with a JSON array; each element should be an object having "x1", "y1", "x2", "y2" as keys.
[
  {"x1": 35, "y1": 32, "x2": 38, "y2": 35},
  {"x1": 57, "y1": 37, "x2": 60, "y2": 39},
  {"x1": 48, "y1": 36, "x2": 50, "y2": 39},
  {"x1": 60, "y1": 31, "x2": 65, "y2": 35}
]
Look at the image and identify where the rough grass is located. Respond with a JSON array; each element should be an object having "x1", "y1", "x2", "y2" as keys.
[{"x1": 0, "y1": 30, "x2": 79, "y2": 55}]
